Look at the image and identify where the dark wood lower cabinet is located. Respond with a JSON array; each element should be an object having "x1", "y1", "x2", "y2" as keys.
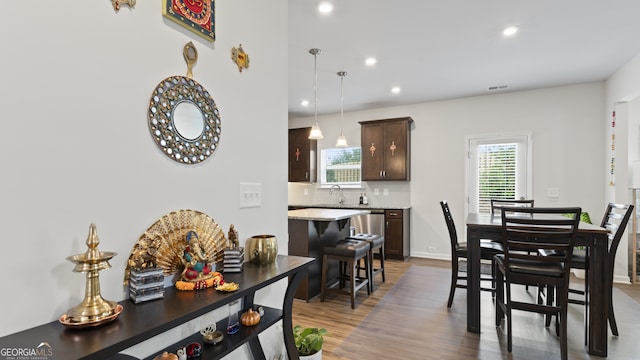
[{"x1": 385, "y1": 209, "x2": 410, "y2": 260}]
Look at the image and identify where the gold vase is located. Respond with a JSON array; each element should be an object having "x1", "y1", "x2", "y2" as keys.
[{"x1": 247, "y1": 235, "x2": 278, "y2": 265}]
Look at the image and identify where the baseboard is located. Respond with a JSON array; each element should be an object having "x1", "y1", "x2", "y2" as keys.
[
  {"x1": 613, "y1": 274, "x2": 631, "y2": 284},
  {"x1": 410, "y1": 251, "x2": 451, "y2": 261}
]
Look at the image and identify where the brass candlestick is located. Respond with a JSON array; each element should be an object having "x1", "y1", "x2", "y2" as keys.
[{"x1": 64, "y1": 223, "x2": 119, "y2": 324}]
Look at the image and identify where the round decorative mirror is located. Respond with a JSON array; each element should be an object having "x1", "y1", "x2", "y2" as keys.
[{"x1": 148, "y1": 75, "x2": 221, "y2": 164}]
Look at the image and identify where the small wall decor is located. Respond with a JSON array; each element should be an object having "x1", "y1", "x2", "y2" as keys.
[
  {"x1": 231, "y1": 44, "x2": 250, "y2": 72},
  {"x1": 610, "y1": 109, "x2": 616, "y2": 186},
  {"x1": 163, "y1": 0, "x2": 215, "y2": 42},
  {"x1": 112, "y1": 0, "x2": 136, "y2": 11}
]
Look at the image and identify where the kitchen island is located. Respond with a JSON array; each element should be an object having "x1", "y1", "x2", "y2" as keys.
[{"x1": 288, "y1": 208, "x2": 370, "y2": 300}]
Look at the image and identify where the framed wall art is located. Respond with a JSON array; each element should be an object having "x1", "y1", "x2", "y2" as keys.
[{"x1": 163, "y1": 0, "x2": 215, "y2": 42}]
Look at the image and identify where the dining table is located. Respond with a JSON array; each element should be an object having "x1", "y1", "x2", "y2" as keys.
[{"x1": 465, "y1": 213, "x2": 610, "y2": 357}]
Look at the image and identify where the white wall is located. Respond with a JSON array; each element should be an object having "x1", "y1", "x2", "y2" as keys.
[
  {"x1": 290, "y1": 82, "x2": 606, "y2": 263},
  {"x1": 0, "y1": 1, "x2": 288, "y2": 358}
]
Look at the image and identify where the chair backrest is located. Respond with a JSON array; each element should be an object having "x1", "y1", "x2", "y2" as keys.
[
  {"x1": 500, "y1": 207, "x2": 581, "y2": 284},
  {"x1": 598, "y1": 203, "x2": 634, "y2": 262},
  {"x1": 491, "y1": 199, "x2": 534, "y2": 214},
  {"x1": 440, "y1": 201, "x2": 459, "y2": 251}
]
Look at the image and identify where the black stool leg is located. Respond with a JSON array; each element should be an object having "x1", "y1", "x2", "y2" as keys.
[
  {"x1": 368, "y1": 247, "x2": 374, "y2": 292},
  {"x1": 349, "y1": 258, "x2": 356, "y2": 309},
  {"x1": 379, "y1": 244, "x2": 386, "y2": 283},
  {"x1": 365, "y1": 252, "x2": 371, "y2": 295}
]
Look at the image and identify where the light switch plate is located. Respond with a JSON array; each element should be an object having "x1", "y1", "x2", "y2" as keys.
[{"x1": 240, "y1": 182, "x2": 262, "y2": 208}]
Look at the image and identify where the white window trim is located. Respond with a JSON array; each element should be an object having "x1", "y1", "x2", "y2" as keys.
[{"x1": 464, "y1": 132, "x2": 533, "y2": 215}]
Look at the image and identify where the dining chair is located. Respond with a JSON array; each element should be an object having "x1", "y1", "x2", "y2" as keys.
[
  {"x1": 539, "y1": 203, "x2": 633, "y2": 336},
  {"x1": 491, "y1": 199, "x2": 535, "y2": 214},
  {"x1": 491, "y1": 198, "x2": 535, "y2": 290},
  {"x1": 495, "y1": 206, "x2": 581, "y2": 360},
  {"x1": 440, "y1": 201, "x2": 503, "y2": 308}
]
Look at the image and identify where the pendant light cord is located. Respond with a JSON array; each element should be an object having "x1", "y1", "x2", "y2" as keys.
[
  {"x1": 314, "y1": 51, "x2": 318, "y2": 124},
  {"x1": 340, "y1": 72, "x2": 345, "y2": 136}
]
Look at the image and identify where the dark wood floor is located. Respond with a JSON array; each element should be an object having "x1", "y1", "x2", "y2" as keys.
[{"x1": 292, "y1": 258, "x2": 640, "y2": 359}]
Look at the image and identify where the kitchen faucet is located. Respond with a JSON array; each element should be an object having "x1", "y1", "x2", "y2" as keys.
[{"x1": 329, "y1": 184, "x2": 345, "y2": 205}]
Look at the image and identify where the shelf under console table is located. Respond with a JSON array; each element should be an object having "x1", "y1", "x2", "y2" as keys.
[{"x1": 0, "y1": 255, "x2": 314, "y2": 360}]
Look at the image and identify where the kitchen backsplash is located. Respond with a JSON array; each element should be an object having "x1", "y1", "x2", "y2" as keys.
[{"x1": 288, "y1": 181, "x2": 411, "y2": 207}]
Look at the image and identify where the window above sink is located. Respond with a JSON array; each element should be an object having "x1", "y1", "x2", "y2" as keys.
[{"x1": 320, "y1": 146, "x2": 362, "y2": 188}]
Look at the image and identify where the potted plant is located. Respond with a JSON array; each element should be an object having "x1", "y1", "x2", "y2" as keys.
[{"x1": 293, "y1": 325, "x2": 328, "y2": 360}]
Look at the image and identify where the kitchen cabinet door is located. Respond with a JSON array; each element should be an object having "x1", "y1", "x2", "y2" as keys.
[
  {"x1": 360, "y1": 117, "x2": 412, "y2": 181},
  {"x1": 361, "y1": 122, "x2": 385, "y2": 180},
  {"x1": 385, "y1": 209, "x2": 410, "y2": 260},
  {"x1": 383, "y1": 120, "x2": 410, "y2": 180},
  {"x1": 288, "y1": 127, "x2": 317, "y2": 182}
]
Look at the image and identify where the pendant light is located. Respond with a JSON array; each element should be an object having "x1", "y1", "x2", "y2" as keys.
[
  {"x1": 335, "y1": 71, "x2": 348, "y2": 147},
  {"x1": 308, "y1": 48, "x2": 324, "y2": 139}
]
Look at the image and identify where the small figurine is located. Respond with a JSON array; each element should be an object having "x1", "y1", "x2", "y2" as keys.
[
  {"x1": 228, "y1": 224, "x2": 239, "y2": 249},
  {"x1": 176, "y1": 348, "x2": 187, "y2": 360},
  {"x1": 180, "y1": 231, "x2": 213, "y2": 281},
  {"x1": 186, "y1": 342, "x2": 202, "y2": 359}
]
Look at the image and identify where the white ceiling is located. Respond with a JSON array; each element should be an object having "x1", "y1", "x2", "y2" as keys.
[{"x1": 288, "y1": 0, "x2": 640, "y2": 118}]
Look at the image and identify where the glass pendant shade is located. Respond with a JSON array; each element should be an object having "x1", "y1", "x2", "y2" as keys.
[
  {"x1": 335, "y1": 71, "x2": 348, "y2": 147},
  {"x1": 309, "y1": 123, "x2": 323, "y2": 139},
  {"x1": 308, "y1": 48, "x2": 324, "y2": 140},
  {"x1": 335, "y1": 134, "x2": 348, "y2": 147}
]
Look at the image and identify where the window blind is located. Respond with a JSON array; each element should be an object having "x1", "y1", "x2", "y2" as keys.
[{"x1": 477, "y1": 143, "x2": 517, "y2": 213}]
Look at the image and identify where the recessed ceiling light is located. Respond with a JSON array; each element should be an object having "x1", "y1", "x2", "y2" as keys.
[
  {"x1": 301, "y1": 100, "x2": 309, "y2": 107},
  {"x1": 391, "y1": 86, "x2": 401, "y2": 94},
  {"x1": 503, "y1": 26, "x2": 518, "y2": 37},
  {"x1": 365, "y1": 57, "x2": 377, "y2": 66},
  {"x1": 318, "y1": 2, "x2": 333, "y2": 14}
]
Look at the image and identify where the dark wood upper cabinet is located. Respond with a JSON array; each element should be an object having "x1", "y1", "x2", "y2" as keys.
[
  {"x1": 288, "y1": 127, "x2": 317, "y2": 182},
  {"x1": 359, "y1": 117, "x2": 412, "y2": 181}
]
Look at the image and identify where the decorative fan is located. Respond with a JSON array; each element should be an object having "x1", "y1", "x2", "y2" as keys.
[{"x1": 124, "y1": 209, "x2": 227, "y2": 283}]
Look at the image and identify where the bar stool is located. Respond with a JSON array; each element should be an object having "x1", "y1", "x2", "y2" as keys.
[
  {"x1": 348, "y1": 233, "x2": 385, "y2": 292},
  {"x1": 321, "y1": 239, "x2": 371, "y2": 308}
]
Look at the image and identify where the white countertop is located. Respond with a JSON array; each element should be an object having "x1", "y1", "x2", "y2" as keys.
[
  {"x1": 288, "y1": 208, "x2": 371, "y2": 221},
  {"x1": 289, "y1": 204, "x2": 411, "y2": 210}
]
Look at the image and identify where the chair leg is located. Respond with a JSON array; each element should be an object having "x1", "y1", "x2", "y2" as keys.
[
  {"x1": 607, "y1": 260, "x2": 619, "y2": 336},
  {"x1": 506, "y1": 284, "x2": 513, "y2": 353},
  {"x1": 545, "y1": 285, "x2": 555, "y2": 328},
  {"x1": 491, "y1": 258, "x2": 496, "y2": 298},
  {"x1": 609, "y1": 301, "x2": 619, "y2": 336},
  {"x1": 495, "y1": 263, "x2": 504, "y2": 326},
  {"x1": 447, "y1": 256, "x2": 459, "y2": 308},
  {"x1": 379, "y1": 245, "x2": 386, "y2": 283},
  {"x1": 349, "y1": 258, "x2": 356, "y2": 309},
  {"x1": 559, "y1": 288, "x2": 569, "y2": 360},
  {"x1": 368, "y1": 249, "x2": 374, "y2": 293},
  {"x1": 365, "y1": 253, "x2": 371, "y2": 295}
]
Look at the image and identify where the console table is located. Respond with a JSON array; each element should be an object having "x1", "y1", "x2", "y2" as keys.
[{"x1": 0, "y1": 255, "x2": 314, "y2": 360}]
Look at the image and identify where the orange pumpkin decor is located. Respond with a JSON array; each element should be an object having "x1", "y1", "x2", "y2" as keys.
[{"x1": 240, "y1": 308, "x2": 261, "y2": 326}]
